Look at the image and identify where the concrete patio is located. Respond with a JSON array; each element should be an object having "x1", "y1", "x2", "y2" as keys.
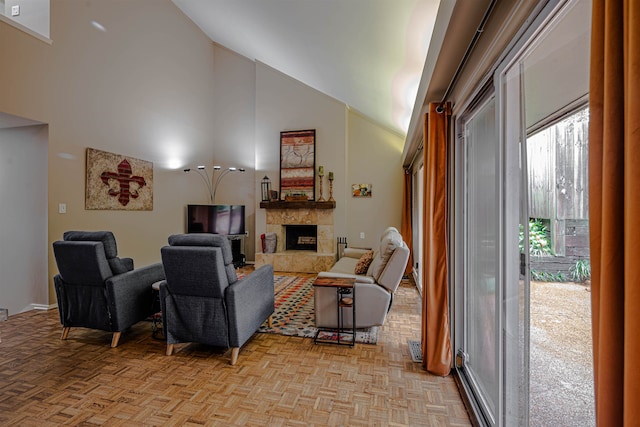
[{"x1": 530, "y1": 280, "x2": 595, "y2": 426}]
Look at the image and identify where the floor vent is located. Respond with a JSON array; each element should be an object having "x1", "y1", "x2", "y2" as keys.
[{"x1": 408, "y1": 340, "x2": 422, "y2": 363}]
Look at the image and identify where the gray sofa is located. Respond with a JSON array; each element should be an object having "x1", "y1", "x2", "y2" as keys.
[
  {"x1": 159, "y1": 234, "x2": 274, "y2": 365},
  {"x1": 53, "y1": 231, "x2": 165, "y2": 347},
  {"x1": 315, "y1": 227, "x2": 410, "y2": 328}
]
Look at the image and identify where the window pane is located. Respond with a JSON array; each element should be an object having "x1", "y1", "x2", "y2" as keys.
[{"x1": 465, "y1": 97, "x2": 498, "y2": 418}]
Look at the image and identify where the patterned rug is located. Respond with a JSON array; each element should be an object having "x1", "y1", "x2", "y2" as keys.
[{"x1": 258, "y1": 275, "x2": 379, "y2": 344}]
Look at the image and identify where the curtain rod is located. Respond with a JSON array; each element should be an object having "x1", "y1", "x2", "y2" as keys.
[{"x1": 436, "y1": 0, "x2": 498, "y2": 113}]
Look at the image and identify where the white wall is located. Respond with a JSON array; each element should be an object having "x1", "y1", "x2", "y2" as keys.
[
  {"x1": 4, "y1": 0, "x2": 49, "y2": 38},
  {"x1": 0, "y1": 125, "x2": 48, "y2": 315}
]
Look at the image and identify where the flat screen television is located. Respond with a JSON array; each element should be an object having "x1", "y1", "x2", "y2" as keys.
[{"x1": 187, "y1": 204, "x2": 246, "y2": 236}]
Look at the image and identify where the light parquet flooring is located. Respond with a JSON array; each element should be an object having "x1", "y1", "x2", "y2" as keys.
[{"x1": 0, "y1": 271, "x2": 470, "y2": 426}]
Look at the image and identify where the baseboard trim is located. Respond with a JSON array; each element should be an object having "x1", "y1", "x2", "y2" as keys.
[{"x1": 28, "y1": 303, "x2": 57, "y2": 311}]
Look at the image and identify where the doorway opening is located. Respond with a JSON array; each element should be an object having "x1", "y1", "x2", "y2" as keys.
[{"x1": 527, "y1": 106, "x2": 594, "y2": 426}]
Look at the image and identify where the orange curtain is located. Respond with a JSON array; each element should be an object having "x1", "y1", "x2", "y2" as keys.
[
  {"x1": 589, "y1": 0, "x2": 640, "y2": 425},
  {"x1": 401, "y1": 170, "x2": 414, "y2": 276},
  {"x1": 421, "y1": 103, "x2": 452, "y2": 376}
]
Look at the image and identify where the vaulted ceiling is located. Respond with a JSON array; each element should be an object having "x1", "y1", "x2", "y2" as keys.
[{"x1": 172, "y1": 0, "x2": 441, "y2": 136}]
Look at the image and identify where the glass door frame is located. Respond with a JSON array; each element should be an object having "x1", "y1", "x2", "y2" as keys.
[
  {"x1": 452, "y1": 83, "x2": 502, "y2": 426},
  {"x1": 413, "y1": 158, "x2": 424, "y2": 294}
]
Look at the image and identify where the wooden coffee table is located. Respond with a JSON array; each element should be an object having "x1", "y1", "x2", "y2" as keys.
[{"x1": 312, "y1": 277, "x2": 356, "y2": 347}]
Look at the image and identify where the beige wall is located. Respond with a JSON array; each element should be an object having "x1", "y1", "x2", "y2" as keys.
[
  {"x1": 211, "y1": 44, "x2": 257, "y2": 258},
  {"x1": 347, "y1": 110, "x2": 405, "y2": 248},
  {"x1": 253, "y1": 63, "x2": 405, "y2": 253},
  {"x1": 0, "y1": 0, "x2": 225, "y2": 305},
  {"x1": 254, "y1": 62, "x2": 349, "y2": 248},
  {"x1": 0, "y1": 125, "x2": 48, "y2": 315},
  {"x1": 0, "y1": 0, "x2": 409, "y2": 308}
]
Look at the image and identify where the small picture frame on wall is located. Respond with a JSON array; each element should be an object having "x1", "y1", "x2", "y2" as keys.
[
  {"x1": 351, "y1": 183, "x2": 372, "y2": 198},
  {"x1": 280, "y1": 129, "x2": 315, "y2": 200}
]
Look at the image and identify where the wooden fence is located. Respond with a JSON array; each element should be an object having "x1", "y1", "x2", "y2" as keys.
[
  {"x1": 527, "y1": 108, "x2": 590, "y2": 276},
  {"x1": 528, "y1": 108, "x2": 589, "y2": 220}
]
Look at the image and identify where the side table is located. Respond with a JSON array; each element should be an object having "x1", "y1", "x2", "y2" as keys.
[{"x1": 313, "y1": 277, "x2": 356, "y2": 347}]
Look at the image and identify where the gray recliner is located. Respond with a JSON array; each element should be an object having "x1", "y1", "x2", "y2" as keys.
[
  {"x1": 159, "y1": 234, "x2": 274, "y2": 365},
  {"x1": 53, "y1": 231, "x2": 165, "y2": 347}
]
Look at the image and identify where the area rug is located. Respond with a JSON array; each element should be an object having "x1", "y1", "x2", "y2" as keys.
[
  {"x1": 273, "y1": 274, "x2": 300, "y2": 295},
  {"x1": 258, "y1": 275, "x2": 379, "y2": 344}
]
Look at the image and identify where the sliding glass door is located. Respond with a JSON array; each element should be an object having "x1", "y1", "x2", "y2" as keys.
[
  {"x1": 454, "y1": 64, "x2": 532, "y2": 427},
  {"x1": 452, "y1": 0, "x2": 591, "y2": 425},
  {"x1": 501, "y1": 0, "x2": 593, "y2": 425}
]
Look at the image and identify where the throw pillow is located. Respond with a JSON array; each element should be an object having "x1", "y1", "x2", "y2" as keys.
[{"x1": 354, "y1": 250, "x2": 374, "y2": 274}]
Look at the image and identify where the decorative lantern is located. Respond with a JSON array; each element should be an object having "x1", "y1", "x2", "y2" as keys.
[{"x1": 261, "y1": 176, "x2": 271, "y2": 202}]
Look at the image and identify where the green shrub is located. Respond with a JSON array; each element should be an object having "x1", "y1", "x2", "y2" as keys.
[
  {"x1": 531, "y1": 270, "x2": 566, "y2": 282},
  {"x1": 570, "y1": 259, "x2": 591, "y2": 282},
  {"x1": 519, "y1": 219, "x2": 553, "y2": 257}
]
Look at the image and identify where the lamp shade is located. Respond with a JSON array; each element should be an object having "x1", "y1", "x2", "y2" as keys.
[{"x1": 261, "y1": 176, "x2": 271, "y2": 202}]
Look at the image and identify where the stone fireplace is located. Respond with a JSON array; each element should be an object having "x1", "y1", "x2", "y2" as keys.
[{"x1": 255, "y1": 201, "x2": 336, "y2": 273}]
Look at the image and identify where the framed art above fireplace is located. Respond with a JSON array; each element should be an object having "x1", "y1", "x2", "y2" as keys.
[{"x1": 279, "y1": 129, "x2": 315, "y2": 200}]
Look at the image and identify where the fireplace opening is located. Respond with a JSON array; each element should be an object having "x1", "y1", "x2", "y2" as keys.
[{"x1": 285, "y1": 225, "x2": 317, "y2": 251}]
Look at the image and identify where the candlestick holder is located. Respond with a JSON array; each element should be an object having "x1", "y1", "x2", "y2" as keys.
[
  {"x1": 328, "y1": 176, "x2": 335, "y2": 202},
  {"x1": 318, "y1": 174, "x2": 325, "y2": 201}
]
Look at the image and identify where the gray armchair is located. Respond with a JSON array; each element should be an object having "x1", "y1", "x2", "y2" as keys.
[
  {"x1": 159, "y1": 234, "x2": 274, "y2": 365},
  {"x1": 53, "y1": 231, "x2": 165, "y2": 347}
]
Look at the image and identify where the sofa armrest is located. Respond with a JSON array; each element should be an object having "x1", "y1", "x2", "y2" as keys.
[
  {"x1": 106, "y1": 262, "x2": 166, "y2": 330},
  {"x1": 226, "y1": 264, "x2": 275, "y2": 347},
  {"x1": 317, "y1": 271, "x2": 375, "y2": 284},
  {"x1": 314, "y1": 282, "x2": 391, "y2": 328},
  {"x1": 343, "y1": 247, "x2": 371, "y2": 259}
]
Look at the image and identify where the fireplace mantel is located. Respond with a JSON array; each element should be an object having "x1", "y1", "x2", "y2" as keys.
[{"x1": 260, "y1": 201, "x2": 335, "y2": 209}]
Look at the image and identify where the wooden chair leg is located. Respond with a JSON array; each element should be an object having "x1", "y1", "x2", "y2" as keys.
[
  {"x1": 110, "y1": 332, "x2": 122, "y2": 348},
  {"x1": 230, "y1": 347, "x2": 240, "y2": 365},
  {"x1": 61, "y1": 327, "x2": 70, "y2": 340},
  {"x1": 166, "y1": 344, "x2": 174, "y2": 356},
  {"x1": 268, "y1": 315, "x2": 273, "y2": 328}
]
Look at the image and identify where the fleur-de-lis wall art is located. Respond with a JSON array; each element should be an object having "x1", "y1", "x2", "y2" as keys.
[{"x1": 86, "y1": 148, "x2": 153, "y2": 210}]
